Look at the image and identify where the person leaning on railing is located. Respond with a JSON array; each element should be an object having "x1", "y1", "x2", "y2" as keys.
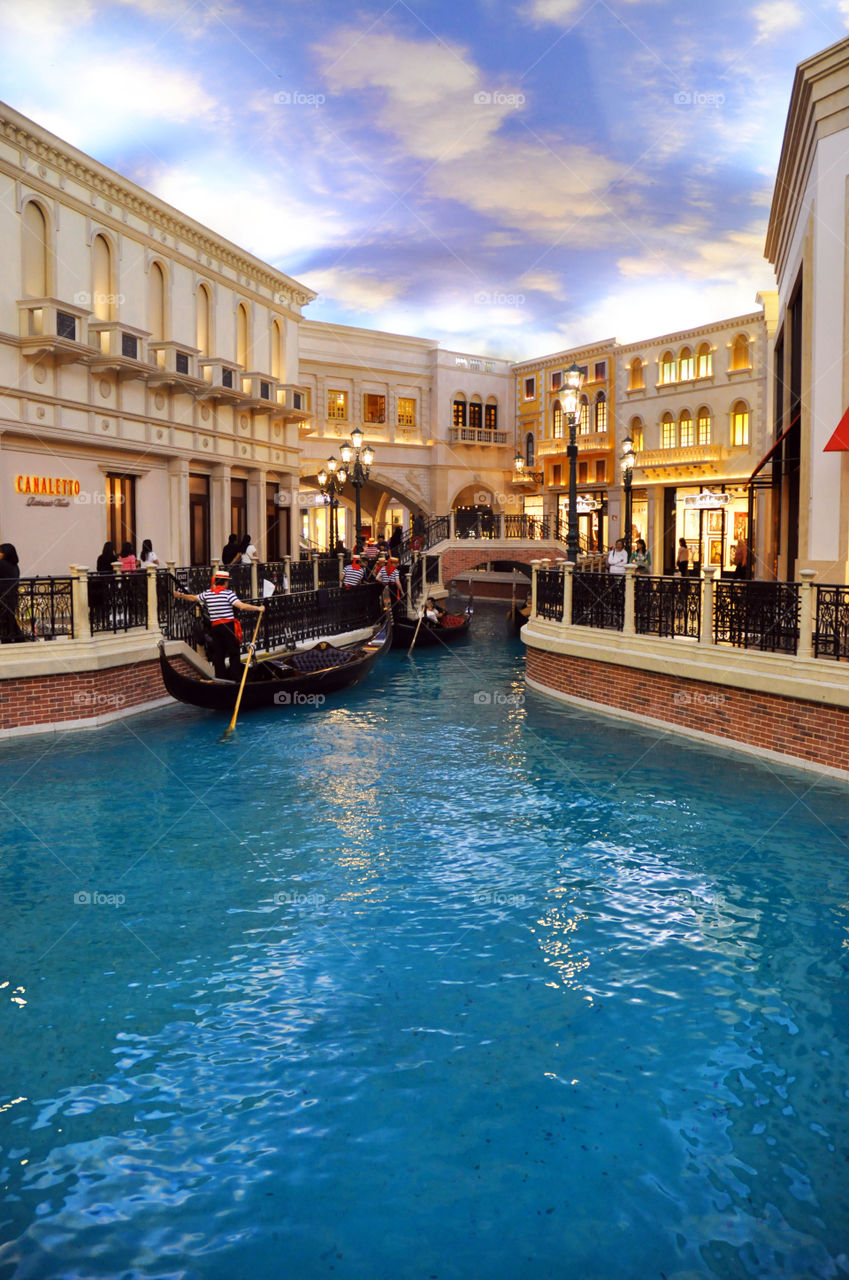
[
  {"x1": 607, "y1": 539, "x2": 628, "y2": 575},
  {"x1": 630, "y1": 539, "x2": 651, "y2": 575},
  {"x1": 0, "y1": 543, "x2": 22, "y2": 643},
  {"x1": 173, "y1": 567, "x2": 264, "y2": 681}
]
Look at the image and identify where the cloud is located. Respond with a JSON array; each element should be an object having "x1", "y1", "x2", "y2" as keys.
[
  {"x1": 524, "y1": 0, "x2": 649, "y2": 25},
  {"x1": 841, "y1": 0, "x2": 849, "y2": 25},
  {"x1": 301, "y1": 267, "x2": 405, "y2": 312},
  {"x1": 752, "y1": 1, "x2": 804, "y2": 40}
]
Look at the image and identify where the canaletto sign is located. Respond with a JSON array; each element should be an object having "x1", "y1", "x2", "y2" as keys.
[{"x1": 14, "y1": 474, "x2": 81, "y2": 508}]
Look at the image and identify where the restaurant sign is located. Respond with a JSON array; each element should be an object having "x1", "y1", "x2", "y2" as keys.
[
  {"x1": 682, "y1": 488, "x2": 731, "y2": 510},
  {"x1": 14, "y1": 474, "x2": 81, "y2": 508}
]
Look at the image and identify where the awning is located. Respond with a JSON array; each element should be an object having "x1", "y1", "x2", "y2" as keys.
[
  {"x1": 747, "y1": 416, "x2": 798, "y2": 482},
  {"x1": 824, "y1": 403, "x2": 849, "y2": 452}
]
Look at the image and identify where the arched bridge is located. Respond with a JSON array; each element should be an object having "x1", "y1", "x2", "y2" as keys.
[{"x1": 432, "y1": 540, "x2": 570, "y2": 585}]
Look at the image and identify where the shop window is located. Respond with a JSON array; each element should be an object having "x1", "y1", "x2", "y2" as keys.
[
  {"x1": 629, "y1": 417, "x2": 644, "y2": 451},
  {"x1": 485, "y1": 401, "x2": 498, "y2": 430},
  {"x1": 196, "y1": 283, "x2": 212, "y2": 357},
  {"x1": 628, "y1": 357, "x2": 644, "y2": 390},
  {"x1": 697, "y1": 343, "x2": 712, "y2": 378},
  {"x1": 453, "y1": 398, "x2": 467, "y2": 428},
  {"x1": 552, "y1": 402, "x2": 563, "y2": 439},
  {"x1": 731, "y1": 400, "x2": 749, "y2": 446},
  {"x1": 679, "y1": 410, "x2": 694, "y2": 447},
  {"x1": 524, "y1": 376, "x2": 535, "y2": 400},
  {"x1": 579, "y1": 396, "x2": 590, "y2": 434},
  {"x1": 731, "y1": 333, "x2": 750, "y2": 370},
  {"x1": 397, "y1": 397, "x2": 416, "y2": 426},
  {"x1": 595, "y1": 459, "x2": 606, "y2": 483},
  {"x1": 364, "y1": 393, "x2": 385, "y2": 423},
  {"x1": 595, "y1": 392, "x2": 607, "y2": 433},
  {"x1": 697, "y1": 407, "x2": 711, "y2": 444},
  {"x1": 328, "y1": 390, "x2": 348, "y2": 420},
  {"x1": 661, "y1": 413, "x2": 676, "y2": 448},
  {"x1": 22, "y1": 200, "x2": 50, "y2": 297},
  {"x1": 660, "y1": 350, "x2": 676, "y2": 384},
  {"x1": 679, "y1": 346, "x2": 694, "y2": 380}
]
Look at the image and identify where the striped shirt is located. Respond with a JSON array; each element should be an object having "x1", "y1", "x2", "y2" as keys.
[
  {"x1": 200, "y1": 588, "x2": 238, "y2": 622},
  {"x1": 342, "y1": 564, "x2": 365, "y2": 587}
]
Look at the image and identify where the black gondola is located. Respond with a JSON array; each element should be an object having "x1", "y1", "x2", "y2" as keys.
[
  {"x1": 390, "y1": 602, "x2": 473, "y2": 649},
  {"x1": 159, "y1": 613, "x2": 392, "y2": 712}
]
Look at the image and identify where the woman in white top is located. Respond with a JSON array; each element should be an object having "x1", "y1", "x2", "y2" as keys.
[
  {"x1": 239, "y1": 534, "x2": 259, "y2": 565},
  {"x1": 139, "y1": 539, "x2": 159, "y2": 567},
  {"x1": 607, "y1": 539, "x2": 628, "y2": 575}
]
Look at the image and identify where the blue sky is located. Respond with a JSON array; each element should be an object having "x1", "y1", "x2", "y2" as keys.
[{"x1": 1, "y1": 0, "x2": 847, "y2": 358}]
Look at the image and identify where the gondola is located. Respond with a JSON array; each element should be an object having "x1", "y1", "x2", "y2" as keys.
[
  {"x1": 159, "y1": 613, "x2": 392, "y2": 712},
  {"x1": 507, "y1": 598, "x2": 531, "y2": 634},
  {"x1": 390, "y1": 601, "x2": 473, "y2": 649}
]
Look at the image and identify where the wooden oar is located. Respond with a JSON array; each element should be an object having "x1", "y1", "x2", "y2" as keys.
[
  {"x1": 221, "y1": 610, "x2": 264, "y2": 740},
  {"x1": 406, "y1": 606, "x2": 426, "y2": 658}
]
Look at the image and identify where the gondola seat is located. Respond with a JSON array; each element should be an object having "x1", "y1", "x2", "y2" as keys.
[{"x1": 287, "y1": 643, "x2": 363, "y2": 672}]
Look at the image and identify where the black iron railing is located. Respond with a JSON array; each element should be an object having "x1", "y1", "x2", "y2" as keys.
[
  {"x1": 503, "y1": 514, "x2": 551, "y2": 540},
  {"x1": 7, "y1": 577, "x2": 74, "y2": 640},
  {"x1": 814, "y1": 585, "x2": 849, "y2": 660},
  {"x1": 635, "y1": 576, "x2": 700, "y2": 639},
  {"x1": 253, "y1": 582, "x2": 385, "y2": 653},
  {"x1": 536, "y1": 567, "x2": 564, "y2": 621},
  {"x1": 713, "y1": 580, "x2": 799, "y2": 654},
  {"x1": 572, "y1": 573, "x2": 624, "y2": 630},
  {"x1": 89, "y1": 572, "x2": 148, "y2": 634}
]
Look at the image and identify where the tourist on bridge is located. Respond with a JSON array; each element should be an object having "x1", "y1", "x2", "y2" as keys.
[
  {"x1": 607, "y1": 539, "x2": 628, "y2": 575},
  {"x1": 630, "y1": 539, "x2": 651, "y2": 574},
  {"x1": 221, "y1": 533, "x2": 240, "y2": 565},
  {"x1": 174, "y1": 567, "x2": 264, "y2": 681},
  {"x1": 676, "y1": 538, "x2": 691, "y2": 576}
]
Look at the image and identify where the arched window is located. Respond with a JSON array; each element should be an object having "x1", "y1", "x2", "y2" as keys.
[
  {"x1": 197, "y1": 284, "x2": 212, "y2": 357},
  {"x1": 579, "y1": 395, "x2": 590, "y2": 434},
  {"x1": 628, "y1": 357, "x2": 644, "y2": 391},
  {"x1": 485, "y1": 398, "x2": 498, "y2": 431},
  {"x1": 731, "y1": 400, "x2": 749, "y2": 446},
  {"x1": 452, "y1": 396, "x2": 467, "y2": 429},
  {"x1": 525, "y1": 432, "x2": 535, "y2": 467},
  {"x1": 661, "y1": 412, "x2": 676, "y2": 448},
  {"x1": 697, "y1": 406, "x2": 711, "y2": 444},
  {"x1": 22, "y1": 200, "x2": 49, "y2": 296},
  {"x1": 731, "y1": 334, "x2": 750, "y2": 371},
  {"x1": 469, "y1": 396, "x2": 483, "y2": 430},
  {"x1": 552, "y1": 401, "x2": 563, "y2": 439},
  {"x1": 595, "y1": 391, "x2": 607, "y2": 433},
  {"x1": 697, "y1": 342, "x2": 712, "y2": 377},
  {"x1": 92, "y1": 233, "x2": 114, "y2": 320},
  {"x1": 148, "y1": 261, "x2": 166, "y2": 342},
  {"x1": 679, "y1": 410, "x2": 693, "y2": 447},
  {"x1": 236, "y1": 302, "x2": 249, "y2": 367},
  {"x1": 660, "y1": 350, "x2": 676, "y2": 384},
  {"x1": 271, "y1": 318, "x2": 285, "y2": 380},
  {"x1": 679, "y1": 346, "x2": 694, "y2": 380},
  {"x1": 629, "y1": 416, "x2": 644, "y2": 451}
]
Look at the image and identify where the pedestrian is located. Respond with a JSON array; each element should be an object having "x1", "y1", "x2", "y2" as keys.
[
  {"x1": 139, "y1": 539, "x2": 159, "y2": 567},
  {"x1": 389, "y1": 524, "x2": 402, "y2": 556},
  {"x1": 119, "y1": 542, "x2": 137, "y2": 571},
  {"x1": 96, "y1": 541, "x2": 116, "y2": 573},
  {"x1": 733, "y1": 539, "x2": 748, "y2": 578},
  {"x1": 607, "y1": 538, "x2": 628, "y2": 575},
  {"x1": 239, "y1": 534, "x2": 259, "y2": 565},
  {"x1": 221, "y1": 533, "x2": 240, "y2": 565},
  {"x1": 630, "y1": 538, "x2": 651, "y2": 574},
  {"x1": 342, "y1": 556, "x2": 365, "y2": 588},
  {"x1": 0, "y1": 543, "x2": 22, "y2": 643},
  {"x1": 676, "y1": 538, "x2": 690, "y2": 576},
  {"x1": 174, "y1": 567, "x2": 264, "y2": 681}
]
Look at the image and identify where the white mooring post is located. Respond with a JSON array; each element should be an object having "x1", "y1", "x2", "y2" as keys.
[
  {"x1": 798, "y1": 569, "x2": 817, "y2": 659},
  {"x1": 623, "y1": 563, "x2": 636, "y2": 636},
  {"x1": 700, "y1": 566, "x2": 718, "y2": 646},
  {"x1": 69, "y1": 565, "x2": 91, "y2": 641},
  {"x1": 561, "y1": 562, "x2": 574, "y2": 629}
]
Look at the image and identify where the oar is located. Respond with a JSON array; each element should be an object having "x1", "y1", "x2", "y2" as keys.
[
  {"x1": 221, "y1": 610, "x2": 264, "y2": 741},
  {"x1": 406, "y1": 606, "x2": 426, "y2": 659}
]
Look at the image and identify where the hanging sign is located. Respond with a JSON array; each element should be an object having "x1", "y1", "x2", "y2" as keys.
[{"x1": 682, "y1": 488, "x2": 731, "y2": 510}]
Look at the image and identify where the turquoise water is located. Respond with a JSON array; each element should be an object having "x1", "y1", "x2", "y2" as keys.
[{"x1": 1, "y1": 609, "x2": 848, "y2": 1280}]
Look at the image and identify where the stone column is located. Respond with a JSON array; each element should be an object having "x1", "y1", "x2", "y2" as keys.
[
  {"x1": 700, "y1": 566, "x2": 718, "y2": 646},
  {"x1": 283, "y1": 554, "x2": 292, "y2": 593},
  {"x1": 337, "y1": 551, "x2": 345, "y2": 586},
  {"x1": 797, "y1": 569, "x2": 816, "y2": 659},
  {"x1": 449, "y1": 510, "x2": 456, "y2": 540},
  {"x1": 312, "y1": 552, "x2": 320, "y2": 591},
  {"x1": 167, "y1": 457, "x2": 190, "y2": 567},
  {"x1": 561, "y1": 562, "x2": 574, "y2": 629},
  {"x1": 530, "y1": 559, "x2": 540, "y2": 618},
  {"x1": 210, "y1": 463, "x2": 229, "y2": 566},
  {"x1": 145, "y1": 564, "x2": 159, "y2": 632},
  {"x1": 623, "y1": 563, "x2": 636, "y2": 636},
  {"x1": 69, "y1": 565, "x2": 91, "y2": 641},
  {"x1": 250, "y1": 560, "x2": 259, "y2": 600},
  {"x1": 247, "y1": 467, "x2": 266, "y2": 560}
]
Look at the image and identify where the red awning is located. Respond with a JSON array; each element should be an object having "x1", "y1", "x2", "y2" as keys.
[
  {"x1": 748, "y1": 418, "x2": 797, "y2": 482},
  {"x1": 825, "y1": 404, "x2": 849, "y2": 452}
]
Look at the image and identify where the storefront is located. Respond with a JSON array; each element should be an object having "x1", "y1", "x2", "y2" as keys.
[
  {"x1": 556, "y1": 492, "x2": 607, "y2": 550},
  {"x1": 664, "y1": 484, "x2": 750, "y2": 576}
]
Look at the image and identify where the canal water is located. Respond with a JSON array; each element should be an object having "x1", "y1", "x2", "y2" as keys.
[{"x1": 1, "y1": 608, "x2": 848, "y2": 1280}]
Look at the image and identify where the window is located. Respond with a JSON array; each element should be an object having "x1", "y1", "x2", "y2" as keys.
[
  {"x1": 469, "y1": 400, "x2": 482, "y2": 430},
  {"x1": 189, "y1": 474, "x2": 210, "y2": 567},
  {"x1": 679, "y1": 346, "x2": 694, "y2": 380},
  {"x1": 697, "y1": 407, "x2": 711, "y2": 444},
  {"x1": 176, "y1": 351, "x2": 189, "y2": 375},
  {"x1": 697, "y1": 343, "x2": 712, "y2": 378},
  {"x1": 222, "y1": 368, "x2": 234, "y2": 389},
  {"x1": 364, "y1": 393, "x2": 385, "y2": 423},
  {"x1": 595, "y1": 392, "x2": 607, "y2": 433},
  {"x1": 731, "y1": 334, "x2": 750, "y2": 371},
  {"x1": 453, "y1": 398, "x2": 467, "y2": 428},
  {"x1": 551, "y1": 371, "x2": 562, "y2": 390},
  {"x1": 197, "y1": 284, "x2": 212, "y2": 357},
  {"x1": 731, "y1": 400, "x2": 749, "y2": 446},
  {"x1": 148, "y1": 262, "x2": 165, "y2": 342},
  {"x1": 327, "y1": 390, "x2": 347, "y2": 420},
  {"x1": 92, "y1": 234, "x2": 113, "y2": 321},
  {"x1": 106, "y1": 473, "x2": 136, "y2": 553},
  {"x1": 22, "y1": 201, "x2": 49, "y2": 296},
  {"x1": 230, "y1": 478, "x2": 247, "y2": 541},
  {"x1": 579, "y1": 396, "x2": 590, "y2": 434},
  {"x1": 552, "y1": 464, "x2": 562, "y2": 485},
  {"x1": 628, "y1": 357, "x2": 644, "y2": 390},
  {"x1": 398, "y1": 397, "x2": 416, "y2": 426},
  {"x1": 236, "y1": 303, "x2": 249, "y2": 367},
  {"x1": 56, "y1": 311, "x2": 77, "y2": 341},
  {"x1": 679, "y1": 410, "x2": 694, "y2": 447},
  {"x1": 525, "y1": 432, "x2": 535, "y2": 466},
  {"x1": 577, "y1": 365, "x2": 588, "y2": 380},
  {"x1": 552, "y1": 402, "x2": 563, "y2": 439},
  {"x1": 485, "y1": 402, "x2": 498, "y2": 430},
  {"x1": 271, "y1": 319, "x2": 283, "y2": 380},
  {"x1": 595, "y1": 459, "x2": 606, "y2": 483},
  {"x1": 629, "y1": 417, "x2": 644, "y2": 451},
  {"x1": 594, "y1": 360, "x2": 606, "y2": 380},
  {"x1": 661, "y1": 412, "x2": 676, "y2": 448},
  {"x1": 578, "y1": 461, "x2": 589, "y2": 483},
  {"x1": 524, "y1": 376, "x2": 535, "y2": 400},
  {"x1": 121, "y1": 332, "x2": 138, "y2": 360},
  {"x1": 660, "y1": 350, "x2": 676, "y2": 384}
]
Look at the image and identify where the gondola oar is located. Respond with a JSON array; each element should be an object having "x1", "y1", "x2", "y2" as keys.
[
  {"x1": 221, "y1": 610, "x2": 264, "y2": 741},
  {"x1": 406, "y1": 606, "x2": 426, "y2": 658}
]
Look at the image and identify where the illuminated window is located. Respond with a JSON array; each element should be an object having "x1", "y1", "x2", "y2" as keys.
[
  {"x1": 697, "y1": 407, "x2": 711, "y2": 444},
  {"x1": 397, "y1": 397, "x2": 415, "y2": 426},
  {"x1": 453, "y1": 398, "x2": 467, "y2": 428},
  {"x1": 629, "y1": 417, "x2": 644, "y2": 451},
  {"x1": 594, "y1": 360, "x2": 606, "y2": 380},
  {"x1": 697, "y1": 343, "x2": 712, "y2": 378},
  {"x1": 551, "y1": 371, "x2": 562, "y2": 390},
  {"x1": 679, "y1": 346, "x2": 694, "y2": 380},
  {"x1": 595, "y1": 459, "x2": 606, "y2": 483},
  {"x1": 731, "y1": 334, "x2": 750, "y2": 370},
  {"x1": 524, "y1": 376, "x2": 535, "y2": 400},
  {"x1": 679, "y1": 410, "x2": 694, "y2": 447},
  {"x1": 595, "y1": 392, "x2": 607, "y2": 433},
  {"x1": 468, "y1": 399, "x2": 482, "y2": 430},
  {"x1": 660, "y1": 350, "x2": 676, "y2": 384},
  {"x1": 661, "y1": 412, "x2": 676, "y2": 448},
  {"x1": 628, "y1": 357, "x2": 644, "y2": 390},
  {"x1": 327, "y1": 390, "x2": 348, "y2": 420},
  {"x1": 364, "y1": 393, "x2": 385, "y2": 423},
  {"x1": 485, "y1": 401, "x2": 498, "y2": 430},
  {"x1": 552, "y1": 402, "x2": 563, "y2": 439},
  {"x1": 578, "y1": 461, "x2": 589, "y2": 483},
  {"x1": 579, "y1": 396, "x2": 590, "y2": 433},
  {"x1": 731, "y1": 400, "x2": 749, "y2": 446}
]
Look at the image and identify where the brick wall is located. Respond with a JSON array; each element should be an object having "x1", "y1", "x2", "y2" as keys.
[
  {"x1": 442, "y1": 546, "x2": 561, "y2": 583},
  {"x1": 526, "y1": 646, "x2": 849, "y2": 775},
  {"x1": 0, "y1": 655, "x2": 192, "y2": 733}
]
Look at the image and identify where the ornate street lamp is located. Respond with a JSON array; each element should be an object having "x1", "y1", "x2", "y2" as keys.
[
  {"x1": 620, "y1": 434, "x2": 634, "y2": 554},
  {"x1": 562, "y1": 362, "x2": 585, "y2": 564},
  {"x1": 317, "y1": 455, "x2": 347, "y2": 552},
  {"x1": 340, "y1": 426, "x2": 374, "y2": 552},
  {"x1": 513, "y1": 450, "x2": 543, "y2": 485}
]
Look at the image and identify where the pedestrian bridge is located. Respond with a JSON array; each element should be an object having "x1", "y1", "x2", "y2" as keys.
[{"x1": 429, "y1": 538, "x2": 573, "y2": 584}]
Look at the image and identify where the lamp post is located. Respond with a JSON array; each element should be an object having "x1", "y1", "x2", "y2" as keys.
[
  {"x1": 340, "y1": 426, "x2": 374, "y2": 553},
  {"x1": 620, "y1": 435, "x2": 634, "y2": 554},
  {"x1": 513, "y1": 451, "x2": 543, "y2": 485},
  {"x1": 317, "y1": 456, "x2": 347, "y2": 552},
  {"x1": 562, "y1": 362, "x2": 585, "y2": 564}
]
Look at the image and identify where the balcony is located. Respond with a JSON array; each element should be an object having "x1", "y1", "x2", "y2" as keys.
[
  {"x1": 197, "y1": 359, "x2": 247, "y2": 403},
  {"x1": 636, "y1": 444, "x2": 727, "y2": 475},
  {"x1": 538, "y1": 431, "x2": 609, "y2": 457},
  {"x1": 16, "y1": 298, "x2": 93, "y2": 364},
  {"x1": 274, "y1": 384, "x2": 312, "y2": 427},
  {"x1": 448, "y1": 427, "x2": 508, "y2": 445},
  {"x1": 88, "y1": 322, "x2": 152, "y2": 379},
  {"x1": 147, "y1": 341, "x2": 204, "y2": 391},
  {"x1": 241, "y1": 372, "x2": 278, "y2": 412}
]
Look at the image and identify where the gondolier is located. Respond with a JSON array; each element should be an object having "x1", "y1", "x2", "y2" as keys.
[
  {"x1": 343, "y1": 556, "x2": 365, "y2": 588},
  {"x1": 376, "y1": 556, "x2": 402, "y2": 597},
  {"x1": 174, "y1": 568, "x2": 264, "y2": 681}
]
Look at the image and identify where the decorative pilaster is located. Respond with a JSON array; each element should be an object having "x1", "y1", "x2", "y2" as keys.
[
  {"x1": 623, "y1": 563, "x2": 636, "y2": 636},
  {"x1": 700, "y1": 566, "x2": 718, "y2": 646},
  {"x1": 798, "y1": 569, "x2": 817, "y2": 659},
  {"x1": 69, "y1": 565, "x2": 91, "y2": 641}
]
